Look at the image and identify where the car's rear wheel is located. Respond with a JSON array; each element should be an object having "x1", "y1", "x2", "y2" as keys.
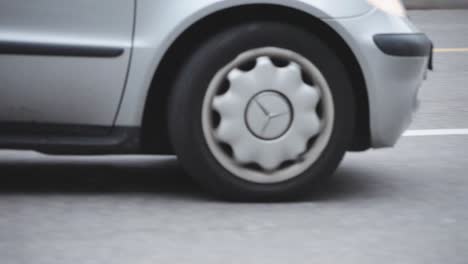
[{"x1": 168, "y1": 22, "x2": 355, "y2": 201}]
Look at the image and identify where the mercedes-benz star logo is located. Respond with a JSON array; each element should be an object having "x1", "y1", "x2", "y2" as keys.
[{"x1": 245, "y1": 91, "x2": 293, "y2": 140}]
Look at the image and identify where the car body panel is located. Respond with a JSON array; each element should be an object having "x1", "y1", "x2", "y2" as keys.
[
  {"x1": 0, "y1": 0, "x2": 134, "y2": 126},
  {"x1": 116, "y1": 0, "x2": 427, "y2": 148},
  {"x1": 0, "y1": 0, "x2": 430, "y2": 152},
  {"x1": 115, "y1": 0, "x2": 373, "y2": 127},
  {"x1": 323, "y1": 10, "x2": 429, "y2": 147}
]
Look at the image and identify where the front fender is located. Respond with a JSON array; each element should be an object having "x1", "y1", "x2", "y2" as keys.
[{"x1": 116, "y1": 0, "x2": 373, "y2": 126}]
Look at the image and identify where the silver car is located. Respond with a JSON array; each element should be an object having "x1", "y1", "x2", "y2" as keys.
[{"x1": 0, "y1": 0, "x2": 432, "y2": 201}]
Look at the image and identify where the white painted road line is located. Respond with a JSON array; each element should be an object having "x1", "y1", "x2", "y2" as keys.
[{"x1": 404, "y1": 129, "x2": 468, "y2": 137}]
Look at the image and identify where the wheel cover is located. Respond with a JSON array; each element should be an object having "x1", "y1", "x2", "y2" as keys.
[{"x1": 202, "y1": 47, "x2": 335, "y2": 184}]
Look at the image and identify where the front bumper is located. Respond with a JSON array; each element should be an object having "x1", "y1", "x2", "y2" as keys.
[{"x1": 325, "y1": 9, "x2": 432, "y2": 148}]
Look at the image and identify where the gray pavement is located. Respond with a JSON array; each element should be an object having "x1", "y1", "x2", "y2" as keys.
[
  {"x1": 1, "y1": 10, "x2": 468, "y2": 264},
  {"x1": 411, "y1": 10, "x2": 468, "y2": 129},
  {"x1": 405, "y1": 0, "x2": 468, "y2": 9}
]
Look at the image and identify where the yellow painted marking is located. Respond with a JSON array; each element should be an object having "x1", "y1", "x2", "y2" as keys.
[{"x1": 434, "y1": 48, "x2": 468, "y2": 53}]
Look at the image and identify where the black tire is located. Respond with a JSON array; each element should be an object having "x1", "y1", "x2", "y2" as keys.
[{"x1": 168, "y1": 22, "x2": 355, "y2": 201}]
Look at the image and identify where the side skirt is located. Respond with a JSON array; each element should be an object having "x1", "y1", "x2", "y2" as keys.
[{"x1": 0, "y1": 123, "x2": 140, "y2": 154}]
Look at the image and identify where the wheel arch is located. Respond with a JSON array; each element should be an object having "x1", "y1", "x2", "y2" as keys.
[{"x1": 141, "y1": 4, "x2": 371, "y2": 154}]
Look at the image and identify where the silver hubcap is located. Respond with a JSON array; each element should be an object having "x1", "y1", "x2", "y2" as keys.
[{"x1": 202, "y1": 47, "x2": 335, "y2": 184}]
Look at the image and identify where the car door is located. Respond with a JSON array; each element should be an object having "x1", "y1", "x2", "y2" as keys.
[{"x1": 0, "y1": 0, "x2": 134, "y2": 129}]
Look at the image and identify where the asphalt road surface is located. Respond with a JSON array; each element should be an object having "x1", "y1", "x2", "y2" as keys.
[{"x1": 1, "y1": 10, "x2": 467, "y2": 264}]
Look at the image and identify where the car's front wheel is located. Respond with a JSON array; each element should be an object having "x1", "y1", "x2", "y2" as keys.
[{"x1": 168, "y1": 22, "x2": 355, "y2": 201}]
